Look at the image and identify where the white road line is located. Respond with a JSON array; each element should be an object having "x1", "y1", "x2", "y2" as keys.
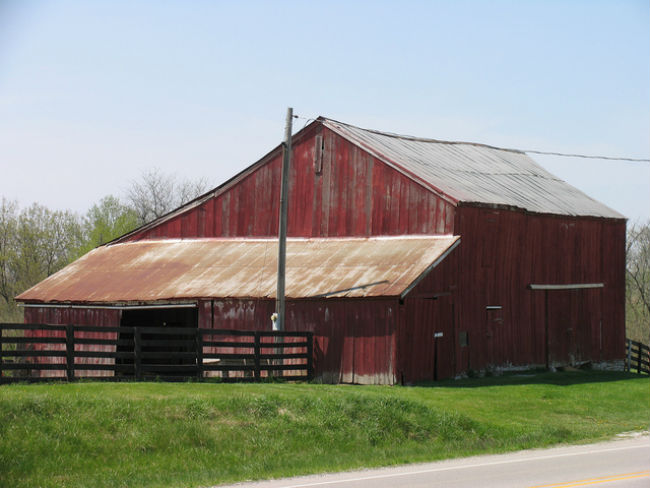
[{"x1": 275, "y1": 444, "x2": 648, "y2": 488}]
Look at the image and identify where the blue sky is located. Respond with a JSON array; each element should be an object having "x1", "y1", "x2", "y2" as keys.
[{"x1": 1, "y1": 1, "x2": 648, "y2": 222}]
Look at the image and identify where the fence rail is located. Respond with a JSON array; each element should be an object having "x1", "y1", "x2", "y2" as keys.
[
  {"x1": 0, "y1": 323, "x2": 313, "y2": 383},
  {"x1": 624, "y1": 338, "x2": 650, "y2": 375}
]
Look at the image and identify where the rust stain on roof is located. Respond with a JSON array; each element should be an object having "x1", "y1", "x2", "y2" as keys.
[{"x1": 16, "y1": 236, "x2": 459, "y2": 305}]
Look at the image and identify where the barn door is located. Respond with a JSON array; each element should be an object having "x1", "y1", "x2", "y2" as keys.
[
  {"x1": 484, "y1": 307, "x2": 503, "y2": 367},
  {"x1": 400, "y1": 296, "x2": 455, "y2": 383},
  {"x1": 544, "y1": 289, "x2": 601, "y2": 367},
  {"x1": 118, "y1": 307, "x2": 198, "y2": 376}
]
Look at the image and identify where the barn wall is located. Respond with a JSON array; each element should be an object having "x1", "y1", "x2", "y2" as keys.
[
  {"x1": 453, "y1": 206, "x2": 626, "y2": 372},
  {"x1": 126, "y1": 126, "x2": 455, "y2": 241},
  {"x1": 200, "y1": 297, "x2": 397, "y2": 384},
  {"x1": 396, "y1": 243, "x2": 460, "y2": 382},
  {"x1": 23, "y1": 307, "x2": 122, "y2": 377}
]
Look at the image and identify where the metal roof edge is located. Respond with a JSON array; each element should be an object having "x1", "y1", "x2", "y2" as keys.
[
  {"x1": 102, "y1": 234, "x2": 460, "y2": 248},
  {"x1": 457, "y1": 201, "x2": 626, "y2": 221},
  {"x1": 19, "y1": 301, "x2": 198, "y2": 309},
  {"x1": 400, "y1": 237, "x2": 461, "y2": 300}
]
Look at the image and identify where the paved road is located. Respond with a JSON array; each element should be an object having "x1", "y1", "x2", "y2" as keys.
[{"x1": 215, "y1": 435, "x2": 649, "y2": 488}]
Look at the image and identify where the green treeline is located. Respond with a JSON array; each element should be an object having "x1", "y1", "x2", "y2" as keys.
[
  {"x1": 0, "y1": 196, "x2": 138, "y2": 321},
  {"x1": 0, "y1": 170, "x2": 209, "y2": 321}
]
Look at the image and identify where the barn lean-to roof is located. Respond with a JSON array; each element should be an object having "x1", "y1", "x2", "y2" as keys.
[{"x1": 16, "y1": 235, "x2": 459, "y2": 304}]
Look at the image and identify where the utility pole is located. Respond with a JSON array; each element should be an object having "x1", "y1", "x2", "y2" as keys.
[{"x1": 275, "y1": 107, "x2": 293, "y2": 332}]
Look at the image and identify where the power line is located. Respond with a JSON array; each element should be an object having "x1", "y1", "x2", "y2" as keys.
[
  {"x1": 514, "y1": 149, "x2": 649, "y2": 163},
  {"x1": 293, "y1": 114, "x2": 650, "y2": 163}
]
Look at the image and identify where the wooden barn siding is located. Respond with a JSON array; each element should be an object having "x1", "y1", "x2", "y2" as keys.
[
  {"x1": 23, "y1": 307, "x2": 122, "y2": 377},
  {"x1": 454, "y1": 206, "x2": 626, "y2": 371},
  {"x1": 199, "y1": 298, "x2": 397, "y2": 384},
  {"x1": 127, "y1": 127, "x2": 454, "y2": 241},
  {"x1": 397, "y1": 245, "x2": 460, "y2": 383},
  {"x1": 597, "y1": 219, "x2": 626, "y2": 360}
]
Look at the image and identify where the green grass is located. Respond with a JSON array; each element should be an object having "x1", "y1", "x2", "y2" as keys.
[{"x1": 0, "y1": 371, "x2": 648, "y2": 488}]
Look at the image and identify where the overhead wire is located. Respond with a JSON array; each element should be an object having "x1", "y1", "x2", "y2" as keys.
[{"x1": 512, "y1": 149, "x2": 648, "y2": 163}]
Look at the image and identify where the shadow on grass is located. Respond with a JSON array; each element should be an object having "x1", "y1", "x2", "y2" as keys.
[{"x1": 414, "y1": 370, "x2": 647, "y2": 388}]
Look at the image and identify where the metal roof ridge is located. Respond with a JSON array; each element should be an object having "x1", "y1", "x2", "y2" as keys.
[
  {"x1": 318, "y1": 117, "x2": 526, "y2": 154},
  {"x1": 108, "y1": 235, "x2": 458, "y2": 246}
]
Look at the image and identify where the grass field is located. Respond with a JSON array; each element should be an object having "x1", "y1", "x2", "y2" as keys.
[{"x1": 0, "y1": 371, "x2": 648, "y2": 488}]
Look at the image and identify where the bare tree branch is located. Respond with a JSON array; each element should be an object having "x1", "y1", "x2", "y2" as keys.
[{"x1": 126, "y1": 168, "x2": 210, "y2": 225}]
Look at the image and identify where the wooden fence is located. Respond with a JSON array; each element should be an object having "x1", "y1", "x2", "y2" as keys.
[
  {"x1": 0, "y1": 323, "x2": 313, "y2": 383},
  {"x1": 624, "y1": 338, "x2": 650, "y2": 375}
]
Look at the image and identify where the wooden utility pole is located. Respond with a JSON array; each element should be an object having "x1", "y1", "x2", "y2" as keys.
[{"x1": 275, "y1": 107, "x2": 293, "y2": 332}]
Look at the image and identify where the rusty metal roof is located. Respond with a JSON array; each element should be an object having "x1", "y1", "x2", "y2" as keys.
[
  {"x1": 16, "y1": 236, "x2": 459, "y2": 304},
  {"x1": 321, "y1": 118, "x2": 623, "y2": 219}
]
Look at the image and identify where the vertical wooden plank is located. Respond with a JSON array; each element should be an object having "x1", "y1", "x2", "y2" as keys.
[
  {"x1": 397, "y1": 177, "x2": 409, "y2": 234},
  {"x1": 389, "y1": 174, "x2": 401, "y2": 234},
  {"x1": 321, "y1": 151, "x2": 331, "y2": 236},
  {"x1": 221, "y1": 193, "x2": 230, "y2": 237},
  {"x1": 544, "y1": 290, "x2": 549, "y2": 369},
  {"x1": 365, "y1": 157, "x2": 373, "y2": 236},
  {"x1": 197, "y1": 204, "x2": 206, "y2": 237},
  {"x1": 311, "y1": 150, "x2": 323, "y2": 237}
]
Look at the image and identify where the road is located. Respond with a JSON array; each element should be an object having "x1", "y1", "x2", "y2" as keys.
[{"x1": 215, "y1": 435, "x2": 649, "y2": 488}]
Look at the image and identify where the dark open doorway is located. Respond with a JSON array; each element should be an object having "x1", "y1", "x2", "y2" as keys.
[{"x1": 117, "y1": 307, "x2": 198, "y2": 377}]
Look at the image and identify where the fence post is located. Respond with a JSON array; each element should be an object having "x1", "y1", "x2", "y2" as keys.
[
  {"x1": 196, "y1": 328, "x2": 203, "y2": 381},
  {"x1": 254, "y1": 332, "x2": 261, "y2": 381},
  {"x1": 66, "y1": 324, "x2": 75, "y2": 382},
  {"x1": 0, "y1": 326, "x2": 3, "y2": 378},
  {"x1": 306, "y1": 332, "x2": 314, "y2": 380},
  {"x1": 134, "y1": 327, "x2": 142, "y2": 381},
  {"x1": 626, "y1": 339, "x2": 632, "y2": 372}
]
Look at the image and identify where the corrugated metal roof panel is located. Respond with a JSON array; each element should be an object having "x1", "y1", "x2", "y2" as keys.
[
  {"x1": 322, "y1": 118, "x2": 623, "y2": 218},
  {"x1": 16, "y1": 236, "x2": 459, "y2": 304}
]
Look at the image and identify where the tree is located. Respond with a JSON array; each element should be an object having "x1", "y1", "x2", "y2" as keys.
[
  {"x1": 75, "y1": 195, "x2": 138, "y2": 257},
  {"x1": 0, "y1": 197, "x2": 18, "y2": 306},
  {"x1": 126, "y1": 168, "x2": 210, "y2": 225},
  {"x1": 13, "y1": 204, "x2": 83, "y2": 289},
  {"x1": 626, "y1": 221, "x2": 650, "y2": 344},
  {"x1": 0, "y1": 200, "x2": 84, "y2": 321}
]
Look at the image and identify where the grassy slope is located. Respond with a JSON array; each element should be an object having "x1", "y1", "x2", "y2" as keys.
[{"x1": 0, "y1": 372, "x2": 648, "y2": 488}]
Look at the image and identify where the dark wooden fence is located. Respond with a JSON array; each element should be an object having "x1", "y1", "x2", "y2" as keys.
[
  {"x1": 624, "y1": 338, "x2": 650, "y2": 375},
  {"x1": 0, "y1": 323, "x2": 313, "y2": 383}
]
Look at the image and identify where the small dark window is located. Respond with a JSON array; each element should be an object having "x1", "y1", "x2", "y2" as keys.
[{"x1": 459, "y1": 331, "x2": 469, "y2": 347}]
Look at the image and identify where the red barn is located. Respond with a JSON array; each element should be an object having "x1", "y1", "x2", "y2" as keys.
[{"x1": 17, "y1": 117, "x2": 626, "y2": 383}]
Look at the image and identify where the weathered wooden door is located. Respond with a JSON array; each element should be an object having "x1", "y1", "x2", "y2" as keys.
[
  {"x1": 545, "y1": 289, "x2": 601, "y2": 367},
  {"x1": 399, "y1": 296, "x2": 455, "y2": 382},
  {"x1": 484, "y1": 307, "x2": 503, "y2": 367}
]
